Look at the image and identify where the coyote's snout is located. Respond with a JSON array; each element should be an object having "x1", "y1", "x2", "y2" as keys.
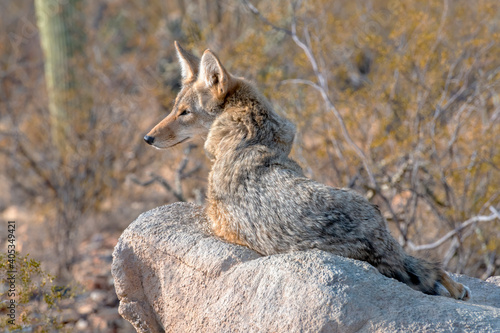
[{"x1": 145, "y1": 42, "x2": 471, "y2": 301}]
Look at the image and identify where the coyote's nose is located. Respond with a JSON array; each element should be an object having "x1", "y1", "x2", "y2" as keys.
[{"x1": 144, "y1": 135, "x2": 155, "y2": 145}]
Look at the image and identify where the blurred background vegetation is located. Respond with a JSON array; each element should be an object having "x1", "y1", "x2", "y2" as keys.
[{"x1": 0, "y1": 0, "x2": 499, "y2": 330}]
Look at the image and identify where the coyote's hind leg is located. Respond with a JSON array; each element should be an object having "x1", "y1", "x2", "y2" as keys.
[{"x1": 439, "y1": 270, "x2": 471, "y2": 300}]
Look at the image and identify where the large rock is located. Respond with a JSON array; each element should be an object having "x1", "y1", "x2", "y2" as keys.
[{"x1": 112, "y1": 202, "x2": 500, "y2": 333}]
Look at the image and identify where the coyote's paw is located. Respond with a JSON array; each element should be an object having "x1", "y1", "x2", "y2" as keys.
[
  {"x1": 440, "y1": 272, "x2": 471, "y2": 301},
  {"x1": 458, "y1": 285, "x2": 471, "y2": 301}
]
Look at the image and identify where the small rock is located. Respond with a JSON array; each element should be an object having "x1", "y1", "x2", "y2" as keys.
[
  {"x1": 88, "y1": 313, "x2": 107, "y2": 331},
  {"x1": 76, "y1": 301, "x2": 95, "y2": 316},
  {"x1": 486, "y1": 276, "x2": 500, "y2": 287},
  {"x1": 90, "y1": 290, "x2": 107, "y2": 303},
  {"x1": 60, "y1": 308, "x2": 79, "y2": 323},
  {"x1": 75, "y1": 318, "x2": 89, "y2": 330},
  {"x1": 91, "y1": 233, "x2": 104, "y2": 244},
  {"x1": 97, "y1": 306, "x2": 120, "y2": 320},
  {"x1": 92, "y1": 275, "x2": 110, "y2": 290}
]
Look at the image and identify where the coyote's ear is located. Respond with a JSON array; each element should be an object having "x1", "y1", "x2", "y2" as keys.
[
  {"x1": 199, "y1": 49, "x2": 232, "y2": 99},
  {"x1": 175, "y1": 41, "x2": 199, "y2": 83}
]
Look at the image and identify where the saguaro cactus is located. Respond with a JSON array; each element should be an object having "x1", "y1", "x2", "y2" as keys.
[
  {"x1": 35, "y1": 0, "x2": 93, "y2": 275},
  {"x1": 35, "y1": 0, "x2": 92, "y2": 153}
]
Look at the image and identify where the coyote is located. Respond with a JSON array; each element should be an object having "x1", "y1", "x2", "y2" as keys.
[{"x1": 144, "y1": 42, "x2": 470, "y2": 301}]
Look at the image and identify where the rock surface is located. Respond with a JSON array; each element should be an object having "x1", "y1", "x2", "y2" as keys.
[{"x1": 112, "y1": 202, "x2": 500, "y2": 333}]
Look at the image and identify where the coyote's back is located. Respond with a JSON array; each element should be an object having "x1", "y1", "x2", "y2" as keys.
[{"x1": 144, "y1": 42, "x2": 470, "y2": 301}]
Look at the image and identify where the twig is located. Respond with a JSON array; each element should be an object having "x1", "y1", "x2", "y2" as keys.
[
  {"x1": 130, "y1": 173, "x2": 184, "y2": 202},
  {"x1": 17, "y1": 139, "x2": 59, "y2": 195},
  {"x1": 407, "y1": 206, "x2": 500, "y2": 251},
  {"x1": 130, "y1": 143, "x2": 199, "y2": 202},
  {"x1": 241, "y1": 0, "x2": 292, "y2": 36}
]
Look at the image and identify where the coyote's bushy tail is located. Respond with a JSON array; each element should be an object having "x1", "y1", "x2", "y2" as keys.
[{"x1": 375, "y1": 254, "x2": 470, "y2": 300}]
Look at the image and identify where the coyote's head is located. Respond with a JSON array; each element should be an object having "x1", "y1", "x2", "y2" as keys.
[{"x1": 144, "y1": 41, "x2": 238, "y2": 149}]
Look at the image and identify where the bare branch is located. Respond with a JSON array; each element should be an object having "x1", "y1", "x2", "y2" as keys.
[
  {"x1": 281, "y1": 79, "x2": 321, "y2": 91},
  {"x1": 129, "y1": 175, "x2": 157, "y2": 187},
  {"x1": 241, "y1": 0, "x2": 292, "y2": 35},
  {"x1": 442, "y1": 237, "x2": 460, "y2": 267},
  {"x1": 130, "y1": 173, "x2": 184, "y2": 202},
  {"x1": 130, "y1": 144, "x2": 200, "y2": 202},
  {"x1": 407, "y1": 206, "x2": 500, "y2": 251},
  {"x1": 16, "y1": 140, "x2": 59, "y2": 195}
]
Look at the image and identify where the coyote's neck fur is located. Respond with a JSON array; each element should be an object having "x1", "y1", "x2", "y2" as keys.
[
  {"x1": 205, "y1": 80, "x2": 296, "y2": 163},
  {"x1": 205, "y1": 80, "x2": 302, "y2": 245}
]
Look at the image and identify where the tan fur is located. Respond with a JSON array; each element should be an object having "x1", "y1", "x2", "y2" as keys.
[
  {"x1": 145, "y1": 42, "x2": 470, "y2": 301},
  {"x1": 208, "y1": 201, "x2": 248, "y2": 247}
]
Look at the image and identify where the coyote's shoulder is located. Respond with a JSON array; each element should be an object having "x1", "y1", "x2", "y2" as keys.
[{"x1": 144, "y1": 42, "x2": 470, "y2": 301}]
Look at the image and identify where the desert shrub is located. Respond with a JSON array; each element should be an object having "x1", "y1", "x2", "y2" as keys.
[{"x1": 0, "y1": 253, "x2": 78, "y2": 332}]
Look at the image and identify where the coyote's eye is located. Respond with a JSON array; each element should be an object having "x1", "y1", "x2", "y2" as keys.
[{"x1": 179, "y1": 109, "x2": 190, "y2": 116}]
